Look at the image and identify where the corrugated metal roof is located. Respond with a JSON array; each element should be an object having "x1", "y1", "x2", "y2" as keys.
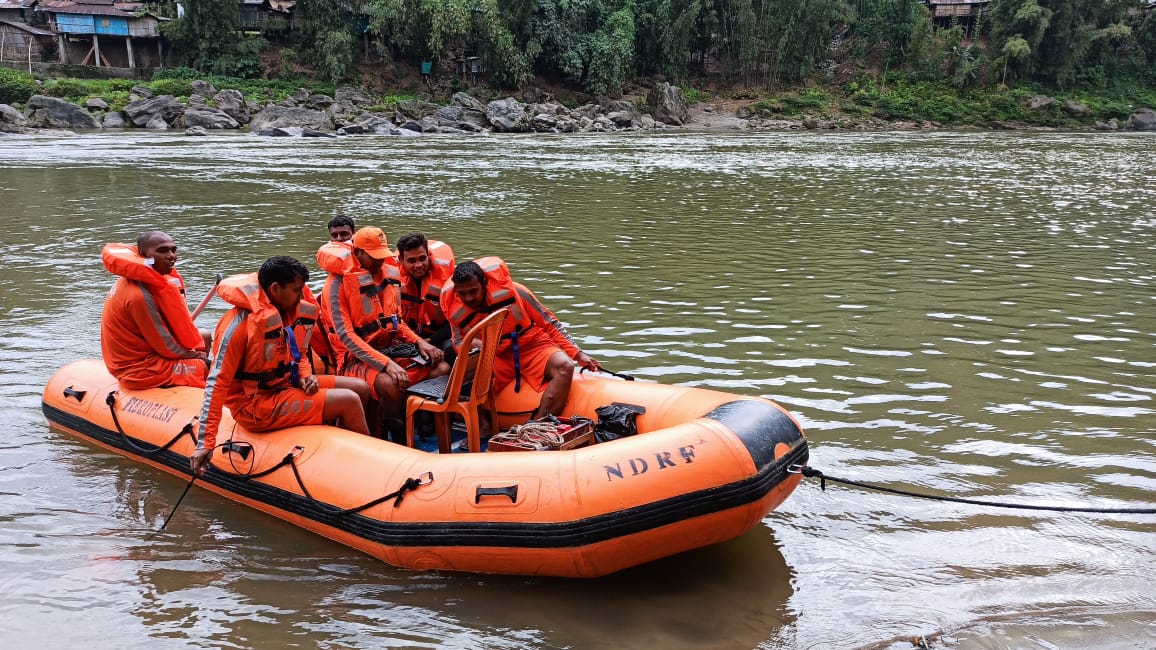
[
  {"x1": 0, "y1": 18, "x2": 53, "y2": 34},
  {"x1": 38, "y1": 0, "x2": 135, "y2": 16}
]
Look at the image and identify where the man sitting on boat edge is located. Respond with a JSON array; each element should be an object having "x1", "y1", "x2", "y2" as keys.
[
  {"x1": 100, "y1": 231, "x2": 210, "y2": 391},
  {"x1": 442, "y1": 257, "x2": 602, "y2": 421},
  {"x1": 191, "y1": 256, "x2": 372, "y2": 476}
]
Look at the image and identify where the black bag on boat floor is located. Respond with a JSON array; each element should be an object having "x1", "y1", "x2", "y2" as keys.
[{"x1": 593, "y1": 402, "x2": 646, "y2": 443}]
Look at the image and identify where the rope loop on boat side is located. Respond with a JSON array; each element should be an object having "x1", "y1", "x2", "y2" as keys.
[
  {"x1": 286, "y1": 458, "x2": 433, "y2": 514},
  {"x1": 210, "y1": 441, "x2": 434, "y2": 516},
  {"x1": 106, "y1": 391, "x2": 197, "y2": 457},
  {"x1": 789, "y1": 464, "x2": 1156, "y2": 515}
]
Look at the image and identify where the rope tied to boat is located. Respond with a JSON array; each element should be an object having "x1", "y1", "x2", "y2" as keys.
[
  {"x1": 106, "y1": 391, "x2": 197, "y2": 456},
  {"x1": 212, "y1": 441, "x2": 434, "y2": 515},
  {"x1": 790, "y1": 464, "x2": 1156, "y2": 515}
]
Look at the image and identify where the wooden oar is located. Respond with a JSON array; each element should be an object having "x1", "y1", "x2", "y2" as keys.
[{"x1": 190, "y1": 273, "x2": 224, "y2": 320}]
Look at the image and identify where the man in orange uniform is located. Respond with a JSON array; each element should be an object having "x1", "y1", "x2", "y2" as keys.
[
  {"x1": 327, "y1": 214, "x2": 355, "y2": 243},
  {"x1": 442, "y1": 257, "x2": 602, "y2": 420},
  {"x1": 395, "y1": 232, "x2": 456, "y2": 364},
  {"x1": 100, "y1": 231, "x2": 208, "y2": 390},
  {"x1": 317, "y1": 226, "x2": 450, "y2": 438},
  {"x1": 190, "y1": 256, "x2": 371, "y2": 476}
]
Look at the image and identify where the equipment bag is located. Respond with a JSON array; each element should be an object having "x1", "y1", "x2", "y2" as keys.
[{"x1": 593, "y1": 402, "x2": 646, "y2": 443}]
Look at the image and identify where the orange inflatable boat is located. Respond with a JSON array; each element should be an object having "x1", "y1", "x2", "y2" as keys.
[{"x1": 42, "y1": 359, "x2": 808, "y2": 577}]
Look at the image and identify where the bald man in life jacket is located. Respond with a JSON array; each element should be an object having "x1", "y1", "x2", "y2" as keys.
[
  {"x1": 100, "y1": 231, "x2": 210, "y2": 390},
  {"x1": 442, "y1": 258, "x2": 602, "y2": 420}
]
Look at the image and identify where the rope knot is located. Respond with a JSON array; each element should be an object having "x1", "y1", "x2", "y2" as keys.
[{"x1": 393, "y1": 477, "x2": 421, "y2": 507}]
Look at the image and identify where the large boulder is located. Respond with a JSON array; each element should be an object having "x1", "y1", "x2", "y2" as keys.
[
  {"x1": 647, "y1": 83, "x2": 688, "y2": 126},
  {"x1": 24, "y1": 95, "x2": 100, "y2": 129},
  {"x1": 335, "y1": 87, "x2": 374, "y2": 106},
  {"x1": 431, "y1": 105, "x2": 489, "y2": 131},
  {"x1": 213, "y1": 89, "x2": 250, "y2": 125},
  {"x1": 393, "y1": 98, "x2": 439, "y2": 122},
  {"x1": 304, "y1": 94, "x2": 334, "y2": 111},
  {"x1": 1129, "y1": 107, "x2": 1156, "y2": 131},
  {"x1": 102, "y1": 111, "x2": 126, "y2": 128},
  {"x1": 122, "y1": 95, "x2": 184, "y2": 127},
  {"x1": 530, "y1": 112, "x2": 558, "y2": 132},
  {"x1": 182, "y1": 106, "x2": 240, "y2": 130},
  {"x1": 1063, "y1": 99, "x2": 1089, "y2": 115},
  {"x1": 354, "y1": 114, "x2": 399, "y2": 134},
  {"x1": 1026, "y1": 94, "x2": 1055, "y2": 110},
  {"x1": 85, "y1": 97, "x2": 109, "y2": 111},
  {"x1": 0, "y1": 103, "x2": 28, "y2": 133},
  {"x1": 451, "y1": 92, "x2": 487, "y2": 113},
  {"x1": 190, "y1": 80, "x2": 217, "y2": 97},
  {"x1": 248, "y1": 105, "x2": 334, "y2": 132},
  {"x1": 485, "y1": 97, "x2": 530, "y2": 133},
  {"x1": 604, "y1": 100, "x2": 642, "y2": 128}
]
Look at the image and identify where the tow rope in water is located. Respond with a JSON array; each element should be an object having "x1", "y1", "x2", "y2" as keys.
[{"x1": 791, "y1": 465, "x2": 1156, "y2": 514}]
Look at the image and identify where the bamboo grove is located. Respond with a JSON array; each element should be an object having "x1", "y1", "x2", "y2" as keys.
[{"x1": 161, "y1": 0, "x2": 1156, "y2": 94}]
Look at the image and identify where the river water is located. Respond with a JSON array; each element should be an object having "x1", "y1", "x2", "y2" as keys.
[{"x1": 0, "y1": 129, "x2": 1153, "y2": 649}]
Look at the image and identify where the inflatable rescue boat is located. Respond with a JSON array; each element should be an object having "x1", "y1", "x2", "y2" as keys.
[{"x1": 43, "y1": 359, "x2": 808, "y2": 577}]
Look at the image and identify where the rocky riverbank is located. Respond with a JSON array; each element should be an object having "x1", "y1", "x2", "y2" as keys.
[{"x1": 2, "y1": 79, "x2": 1154, "y2": 137}]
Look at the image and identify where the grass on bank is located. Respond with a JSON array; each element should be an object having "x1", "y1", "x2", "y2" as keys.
[
  {"x1": 740, "y1": 79, "x2": 1156, "y2": 127},
  {"x1": 4, "y1": 65, "x2": 1155, "y2": 128}
]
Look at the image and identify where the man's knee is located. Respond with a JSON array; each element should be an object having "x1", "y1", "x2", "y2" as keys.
[
  {"x1": 546, "y1": 353, "x2": 573, "y2": 381},
  {"x1": 374, "y1": 375, "x2": 403, "y2": 401},
  {"x1": 335, "y1": 376, "x2": 371, "y2": 401},
  {"x1": 430, "y1": 360, "x2": 451, "y2": 377}
]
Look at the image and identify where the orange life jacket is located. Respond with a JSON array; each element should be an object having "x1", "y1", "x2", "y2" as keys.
[
  {"x1": 101, "y1": 242, "x2": 204, "y2": 352},
  {"x1": 399, "y1": 239, "x2": 455, "y2": 335},
  {"x1": 214, "y1": 273, "x2": 319, "y2": 395},
  {"x1": 442, "y1": 256, "x2": 542, "y2": 390},
  {"x1": 316, "y1": 241, "x2": 407, "y2": 371}
]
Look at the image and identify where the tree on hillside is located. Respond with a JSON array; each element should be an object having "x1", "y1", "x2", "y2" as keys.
[
  {"x1": 632, "y1": 0, "x2": 705, "y2": 80},
  {"x1": 162, "y1": 0, "x2": 247, "y2": 74},
  {"x1": 295, "y1": 0, "x2": 359, "y2": 82},
  {"x1": 987, "y1": 0, "x2": 1051, "y2": 83},
  {"x1": 750, "y1": 0, "x2": 844, "y2": 86},
  {"x1": 368, "y1": 0, "x2": 528, "y2": 88},
  {"x1": 516, "y1": 0, "x2": 637, "y2": 95}
]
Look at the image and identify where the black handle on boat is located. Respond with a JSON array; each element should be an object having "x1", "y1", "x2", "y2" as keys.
[
  {"x1": 63, "y1": 386, "x2": 87, "y2": 402},
  {"x1": 219, "y1": 441, "x2": 252, "y2": 461},
  {"x1": 581, "y1": 367, "x2": 635, "y2": 381},
  {"x1": 476, "y1": 485, "x2": 519, "y2": 504}
]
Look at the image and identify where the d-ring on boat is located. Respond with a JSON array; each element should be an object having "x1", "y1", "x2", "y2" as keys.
[{"x1": 42, "y1": 358, "x2": 808, "y2": 578}]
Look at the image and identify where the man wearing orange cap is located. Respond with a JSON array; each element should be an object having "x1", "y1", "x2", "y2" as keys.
[{"x1": 316, "y1": 226, "x2": 450, "y2": 438}]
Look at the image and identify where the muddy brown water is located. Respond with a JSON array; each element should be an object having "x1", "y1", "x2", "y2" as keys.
[{"x1": 0, "y1": 129, "x2": 1153, "y2": 649}]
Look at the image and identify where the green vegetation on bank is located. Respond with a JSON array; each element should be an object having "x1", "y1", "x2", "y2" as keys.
[
  {"x1": 157, "y1": 0, "x2": 1156, "y2": 95},
  {"x1": 3, "y1": 0, "x2": 1155, "y2": 128}
]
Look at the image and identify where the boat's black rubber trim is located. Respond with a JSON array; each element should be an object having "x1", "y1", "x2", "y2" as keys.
[
  {"x1": 706, "y1": 400, "x2": 805, "y2": 471},
  {"x1": 43, "y1": 401, "x2": 808, "y2": 549}
]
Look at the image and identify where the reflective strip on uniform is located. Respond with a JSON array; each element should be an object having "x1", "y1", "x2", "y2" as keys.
[
  {"x1": 198, "y1": 310, "x2": 245, "y2": 446},
  {"x1": 136, "y1": 281, "x2": 187, "y2": 357}
]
